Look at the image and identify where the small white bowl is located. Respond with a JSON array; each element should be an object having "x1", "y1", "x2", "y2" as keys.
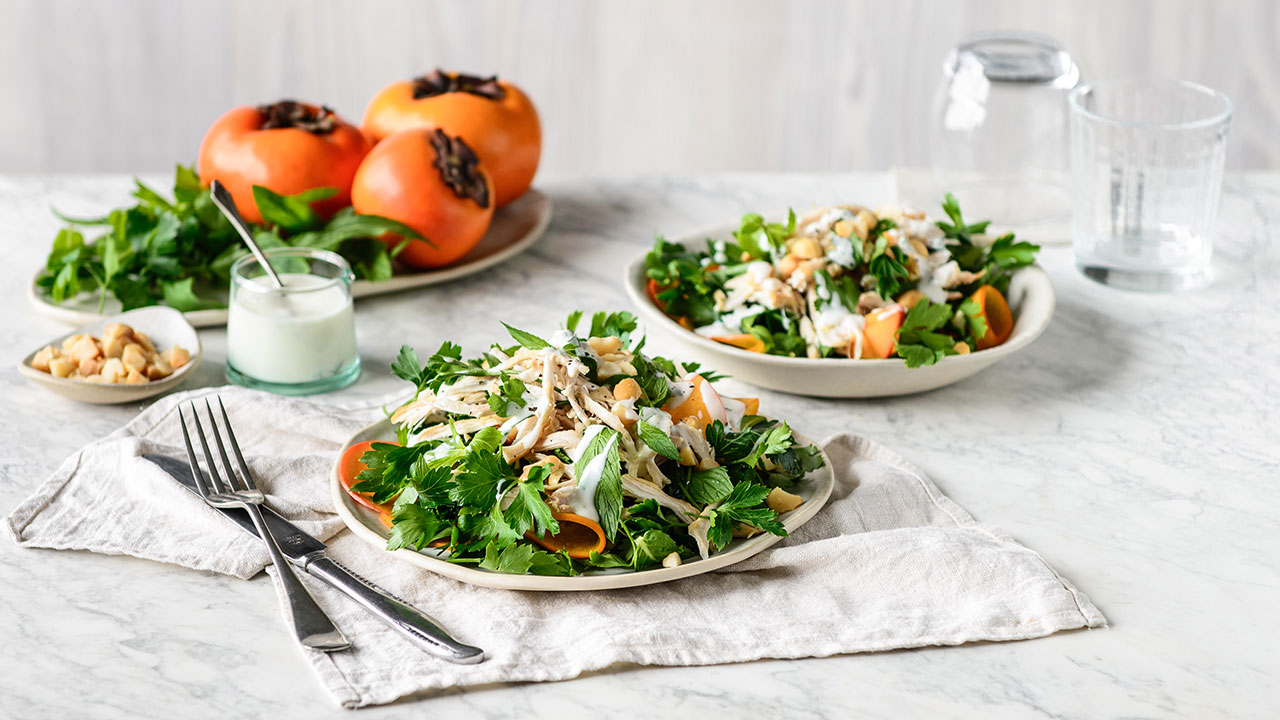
[
  {"x1": 624, "y1": 223, "x2": 1055, "y2": 398},
  {"x1": 17, "y1": 306, "x2": 203, "y2": 404}
]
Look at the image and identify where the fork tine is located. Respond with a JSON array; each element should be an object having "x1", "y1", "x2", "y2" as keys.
[
  {"x1": 188, "y1": 402, "x2": 228, "y2": 494},
  {"x1": 216, "y1": 396, "x2": 258, "y2": 492},
  {"x1": 178, "y1": 406, "x2": 210, "y2": 498},
  {"x1": 204, "y1": 398, "x2": 244, "y2": 492}
]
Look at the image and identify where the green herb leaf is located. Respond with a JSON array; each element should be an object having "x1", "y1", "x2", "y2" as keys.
[
  {"x1": 632, "y1": 529, "x2": 679, "y2": 569},
  {"x1": 251, "y1": 185, "x2": 336, "y2": 233},
  {"x1": 160, "y1": 277, "x2": 224, "y2": 312},
  {"x1": 685, "y1": 466, "x2": 733, "y2": 505},
  {"x1": 637, "y1": 420, "x2": 679, "y2": 461},
  {"x1": 385, "y1": 503, "x2": 447, "y2": 551},
  {"x1": 502, "y1": 322, "x2": 552, "y2": 350}
]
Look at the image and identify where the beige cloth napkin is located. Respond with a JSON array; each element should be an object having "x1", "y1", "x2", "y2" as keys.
[{"x1": 5, "y1": 386, "x2": 1105, "y2": 709}]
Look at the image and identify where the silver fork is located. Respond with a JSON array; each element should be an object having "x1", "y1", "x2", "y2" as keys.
[{"x1": 179, "y1": 397, "x2": 350, "y2": 652}]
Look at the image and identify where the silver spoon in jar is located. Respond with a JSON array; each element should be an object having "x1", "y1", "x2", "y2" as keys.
[{"x1": 209, "y1": 180, "x2": 285, "y2": 289}]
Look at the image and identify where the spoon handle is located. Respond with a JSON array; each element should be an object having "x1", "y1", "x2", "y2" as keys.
[{"x1": 209, "y1": 180, "x2": 286, "y2": 289}]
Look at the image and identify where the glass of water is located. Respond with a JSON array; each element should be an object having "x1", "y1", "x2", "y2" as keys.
[{"x1": 1069, "y1": 78, "x2": 1232, "y2": 291}]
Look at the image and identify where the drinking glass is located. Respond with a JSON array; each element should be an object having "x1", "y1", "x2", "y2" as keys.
[
  {"x1": 1069, "y1": 78, "x2": 1232, "y2": 291},
  {"x1": 933, "y1": 31, "x2": 1080, "y2": 231},
  {"x1": 227, "y1": 248, "x2": 361, "y2": 395}
]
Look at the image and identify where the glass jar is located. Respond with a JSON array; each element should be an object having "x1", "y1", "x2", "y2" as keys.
[
  {"x1": 1069, "y1": 77, "x2": 1232, "y2": 291},
  {"x1": 226, "y1": 248, "x2": 360, "y2": 395},
  {"x1": 933, "y1": 31, "x2": 1080, "y2": 232}
]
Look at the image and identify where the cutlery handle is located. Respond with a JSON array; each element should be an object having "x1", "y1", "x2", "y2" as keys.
[
  {"x1": 305, "y1": 556, "x2": 485, "y2": 665},
  {"x1": 246, "y1": 505, "x2": 350, "y2": 652}
]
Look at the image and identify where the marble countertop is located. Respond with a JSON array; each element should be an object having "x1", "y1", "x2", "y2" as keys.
[{"x1": 1, "y1": 172, "x2": 1276, "y2": 718}]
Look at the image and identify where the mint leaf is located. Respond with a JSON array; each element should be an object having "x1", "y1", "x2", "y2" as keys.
[
  {"x1": 685, "y1": 466, "x2": 732, "y2": 505},
  {"x1": 577, "y1": 429, "x2": 623, "y2": 541},
  {"x1": 502, "y1": 322, "x2": 552, "y2": 350},
  {"x1": 637, "y1": 420, "x2": 679, "y2": 461},
  {"x1": 632, "y1": 529, "x2": 678, "y2": 569}
]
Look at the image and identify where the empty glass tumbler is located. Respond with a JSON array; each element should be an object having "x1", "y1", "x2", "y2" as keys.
[
  {"x1": 1069, "y1": 78, "x2": 1232, "y2": 291},
  {"x1": 934, "y1": 31, "x2": 1080, "y2": 230}
]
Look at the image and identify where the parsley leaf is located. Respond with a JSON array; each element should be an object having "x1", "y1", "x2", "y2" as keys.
[
  {"x1": 743, "y1": 423, "x2": 794, "y2": 467},
  {"x1": 385, "y1": 503, "x2": 447, "y2": 551}
]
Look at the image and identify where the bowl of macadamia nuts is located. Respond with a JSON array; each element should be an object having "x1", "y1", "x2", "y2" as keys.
[{"x1": 17, "y1": 306, "x2": 201, "y2": 404}]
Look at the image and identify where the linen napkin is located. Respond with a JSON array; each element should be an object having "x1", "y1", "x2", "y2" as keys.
[{"x1": 6, "y1": 386, "x2": 1105, "y2": 709}]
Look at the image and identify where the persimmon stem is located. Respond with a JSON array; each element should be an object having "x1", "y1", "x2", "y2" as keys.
[
  {"x1": 257, "y1": 100, "x2": 338, "y2": 134},
  {"x1": 412, "y1": 69, "x2": 506, "y2": 100},
  {"x1": 429, "y1": 129, "x2": 490, "y2": 209}
]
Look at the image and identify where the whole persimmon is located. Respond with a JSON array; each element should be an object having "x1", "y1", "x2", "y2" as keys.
[
  {"x1": 197, "y1": 100, "x2": 370, "y2": 224},
  {"x1": 351, "y1": 127, "x2": 495, "y2": 269},
  {"x1": 363, "y1": 70, "x2": 540, "y2": 207}
]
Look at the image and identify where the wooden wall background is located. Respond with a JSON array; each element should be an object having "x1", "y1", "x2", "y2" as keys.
[{"x1": 1, "y1": 0, "x2": 1274, "y2": 175}]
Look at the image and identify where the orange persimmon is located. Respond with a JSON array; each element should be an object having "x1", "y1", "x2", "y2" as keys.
[
  {"x1": 363, "y1": 69, "x2": 541, "y2": 207},
  {"x1": 665, "y1": 374, "x2": 728, "y2": 429},
  {"x1": 969, "y1": 285, "x2": 1014, "y2": 350},
  {"x1": 351, "y1": 127, "x2": 495, "y2": 269},
  {"x1": 526, "y1": 513, "x2": 607, "y2": 559},
  {"x1": 710, "y1": 333, "x2": 766, "y2": 353},
  {"x1": 197, "y1": 101, "x2": 370, "y2": 224},
  {"x1": 860, "y1": 305, "x2": 906, "y2": 359},
  {"x1": 337, "y1": 440, "x2": 396, "y2": 515}
]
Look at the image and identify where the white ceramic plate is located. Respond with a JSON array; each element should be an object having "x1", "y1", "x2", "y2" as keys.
[
  {"x1": 624, "y1": 221, "x2": 1055, "y2": 398},
  {"x1": 29, "y1": 189, "x2": 553, "y2": 328},
  {"x1": 16, "y1": 306, "x2": 202, "y2": 404},
  {"x1": 331, "y1": 418, "x2": 834, "y2": 591}
]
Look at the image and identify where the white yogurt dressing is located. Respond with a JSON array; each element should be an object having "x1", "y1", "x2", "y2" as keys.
[
  {"x1": 226, "y1": 273, "x2": 357, "y2": 384},
  {"x1": 695, "y1": 305, "x2": 764, "y2": 338},
  {"x1": 813, "y1": 302, "x2": 867, "y2": 357},
  {"x1": 564, "y1": 425, "x2": 616, "y2": 521},
  {"x1": 665, "y1": 378, "x2": 695, "y2": 408},
  {"x1": 720, "y1": 396, "x2": 748, "y2": 430},
  {"x1": 801, "y1": 207, "x2": 854, "y2": 236},
  {"x1": 827, "y1": 234, "x2": 858, "y2": 267}
]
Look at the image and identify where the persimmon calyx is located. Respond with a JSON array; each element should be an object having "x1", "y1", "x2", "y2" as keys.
[
  {"x1": 429, "y1": 128, "x2": 491, "y2": 208},
  {"x1": 257, "y1": 100, "x2": 338, "y2": 134},
  {"x1": 412, "y1": 69, "x2": 506, "y2": 100}
]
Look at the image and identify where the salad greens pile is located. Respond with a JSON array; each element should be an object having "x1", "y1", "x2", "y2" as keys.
[
  {"x1": 644, "y1": 194, "x2": 1040, "y2": 367},
  {"x1": 348, "y1": 311, "x2": 825, "y2": 576},
  {"x1": 36, "y1": 164, "x2": 422, "y2": 312}
]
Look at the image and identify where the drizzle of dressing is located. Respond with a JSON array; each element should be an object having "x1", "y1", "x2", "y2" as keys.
[
  {"x1": 813, "y1": 303, "x2": 866, "y2": 358},
  {"x1": 565, "y1": 425, "x2": 616, "y2": 522},
  {"x1": 720, "y1": 396, "x2": 747, "y2": 431},
  {"x1": 665, "y1": 379, "x2": 695, "y2": 408}
]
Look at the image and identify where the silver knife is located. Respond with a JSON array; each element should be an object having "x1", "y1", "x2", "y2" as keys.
[{"x1": 144, "y1": 453, "x2": 485, "y2": 665}]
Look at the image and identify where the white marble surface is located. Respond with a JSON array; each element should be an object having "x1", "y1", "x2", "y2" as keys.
[{"x1": 1, "y1": 172, "x2": 1277, "y2": 718}]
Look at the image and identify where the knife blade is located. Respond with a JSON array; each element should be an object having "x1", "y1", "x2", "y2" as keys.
[{"x1": 144, "y1": 453, "x2": 485, "y2": 665}]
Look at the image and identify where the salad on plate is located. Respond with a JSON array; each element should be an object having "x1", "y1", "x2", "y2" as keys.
[
  {"x1": 339, "y1": 311, "x2": 825, "y2": 577},
  {"x1": 644, "y1": 195, "x2": 1040, "y2": 367}
]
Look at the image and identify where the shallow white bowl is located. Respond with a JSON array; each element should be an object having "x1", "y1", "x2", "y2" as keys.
[
  {"x1": 624, "y1": 222, "x2": 1055, "y2": 398},
  {"x1": 16, "y1": 306, "x2": 202, "y2": 404},
  {"x1": 331, "y1": 418, "x2": 834, "y2": 591}
]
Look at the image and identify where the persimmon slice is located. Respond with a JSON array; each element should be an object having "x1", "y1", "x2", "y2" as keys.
[
  {"x1": 526, "y1": 512, "x2": 607, "y2": 559},
  {"x1": 338, "y1": 440, "x2": 396, "y2": 515},
  {"x1": 710, "y1": 333, "x2": 766, "y2": 354},
  {"x1": 970, "y1": 285, "x2": 1014, "y2": 350}
]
